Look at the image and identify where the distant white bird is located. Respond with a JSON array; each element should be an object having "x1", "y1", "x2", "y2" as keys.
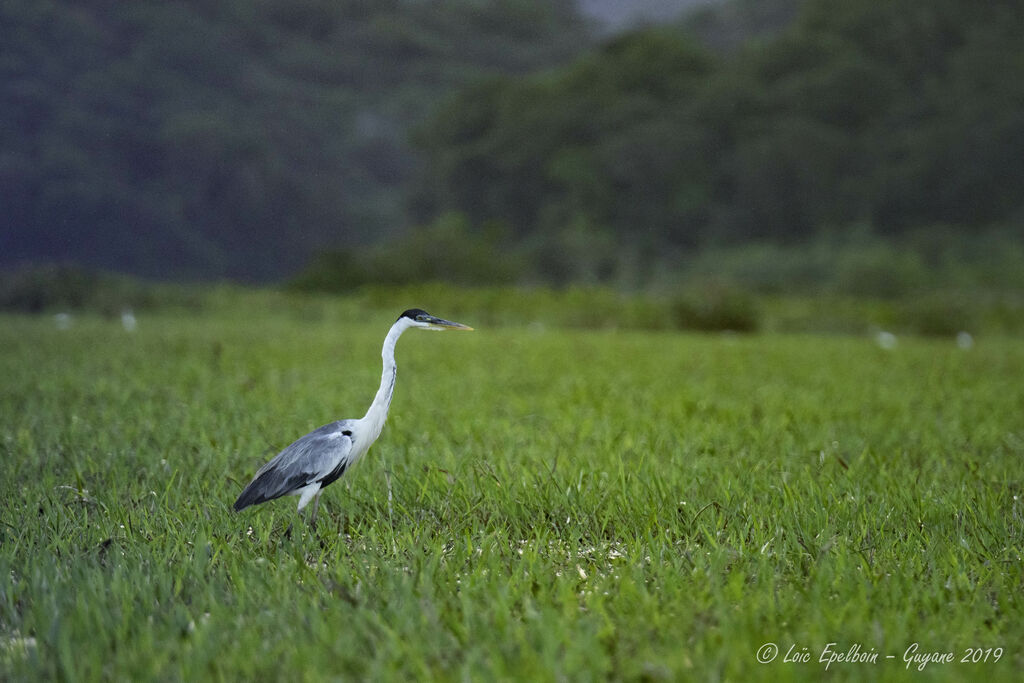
[
  {"x1": 233, "y1": 309, "x2": 473, "y2": 525},
  {"x1": 121, "y1": 309, "x2": 137, "y2": 332},
  {"x1": 875, "y1": 330, "x2": 897, "y2": 350}
]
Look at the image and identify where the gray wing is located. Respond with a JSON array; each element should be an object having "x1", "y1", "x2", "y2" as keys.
[{"x1": 233, "y1": 420, "x2": 356, "y2": 511}]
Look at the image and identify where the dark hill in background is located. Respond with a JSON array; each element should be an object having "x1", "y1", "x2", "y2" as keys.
[{"x1": 1, "y1": 0, "x2": 590, "y2": 281}]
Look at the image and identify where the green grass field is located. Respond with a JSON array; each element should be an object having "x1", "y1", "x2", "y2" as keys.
[{"x1": 2, "y1": 303, "x2": 1022, "y2": 681}]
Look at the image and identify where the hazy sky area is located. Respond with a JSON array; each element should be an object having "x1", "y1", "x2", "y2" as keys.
[{"x1": 577, "y1": 0, "x2": 719, "y2": 31}]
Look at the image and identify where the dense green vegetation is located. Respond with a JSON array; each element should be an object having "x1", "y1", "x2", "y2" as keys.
[
  {"x1": 413, "y1": 0, "x2": 1024, "y2": 280},
  {"x1": 1, "y1": 0, "x2": 588, "y2": 279},
  {"x1": 1, "y1": 305, "x2": 1022, "y2": 680}
]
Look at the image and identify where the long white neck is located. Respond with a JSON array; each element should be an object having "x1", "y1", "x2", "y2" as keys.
[{"x1": 360, "y1": 318, "x2": 412, "y2": 444}]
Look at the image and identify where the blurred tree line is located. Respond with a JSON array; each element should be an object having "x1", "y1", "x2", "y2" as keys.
[
  {"x1": 4, "y1": 0, "x2": 1023, "y2": 291},
  {"x1": 0, "y1": 0, "x2": 587, "y2": 280},
  {"x1": 411, "y1": 0, "x2": 1024, "y2": 285}
]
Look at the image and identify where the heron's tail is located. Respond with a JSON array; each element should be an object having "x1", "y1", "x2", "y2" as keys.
[
  {"x1": 233, "y1": 479, "x2": 271, "y2": 511},
  {"x1": 233, "y1": 466, "x2": 298, "y2": 511},
  {"x1": 233, "y1": 488, "x2": 257, "y2": 512}
]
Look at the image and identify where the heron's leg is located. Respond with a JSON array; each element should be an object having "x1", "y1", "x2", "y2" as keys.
[{"x1": 309, "y1": 491, "x2": 321, "y2": 528}]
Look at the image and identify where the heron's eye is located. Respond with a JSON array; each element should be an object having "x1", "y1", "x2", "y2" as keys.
[{"x1": 416, "y1": 315, "x2": 428, "y2": 322}]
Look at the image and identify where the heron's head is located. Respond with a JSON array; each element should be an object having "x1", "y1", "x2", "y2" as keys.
[{"x1": 398, "y1": 309, "x2": 474, "y2": 331}]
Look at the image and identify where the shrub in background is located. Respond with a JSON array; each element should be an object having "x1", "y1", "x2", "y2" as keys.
[
  {"x1": 899, "y1": 292, "x2": 978, "y2": 337},
  {"x1": 670, "y1": 283, "x2": 760, "y2": 332},
  {"x1": 291, "y1": 213, "x2": 519, "y2": 292}
]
